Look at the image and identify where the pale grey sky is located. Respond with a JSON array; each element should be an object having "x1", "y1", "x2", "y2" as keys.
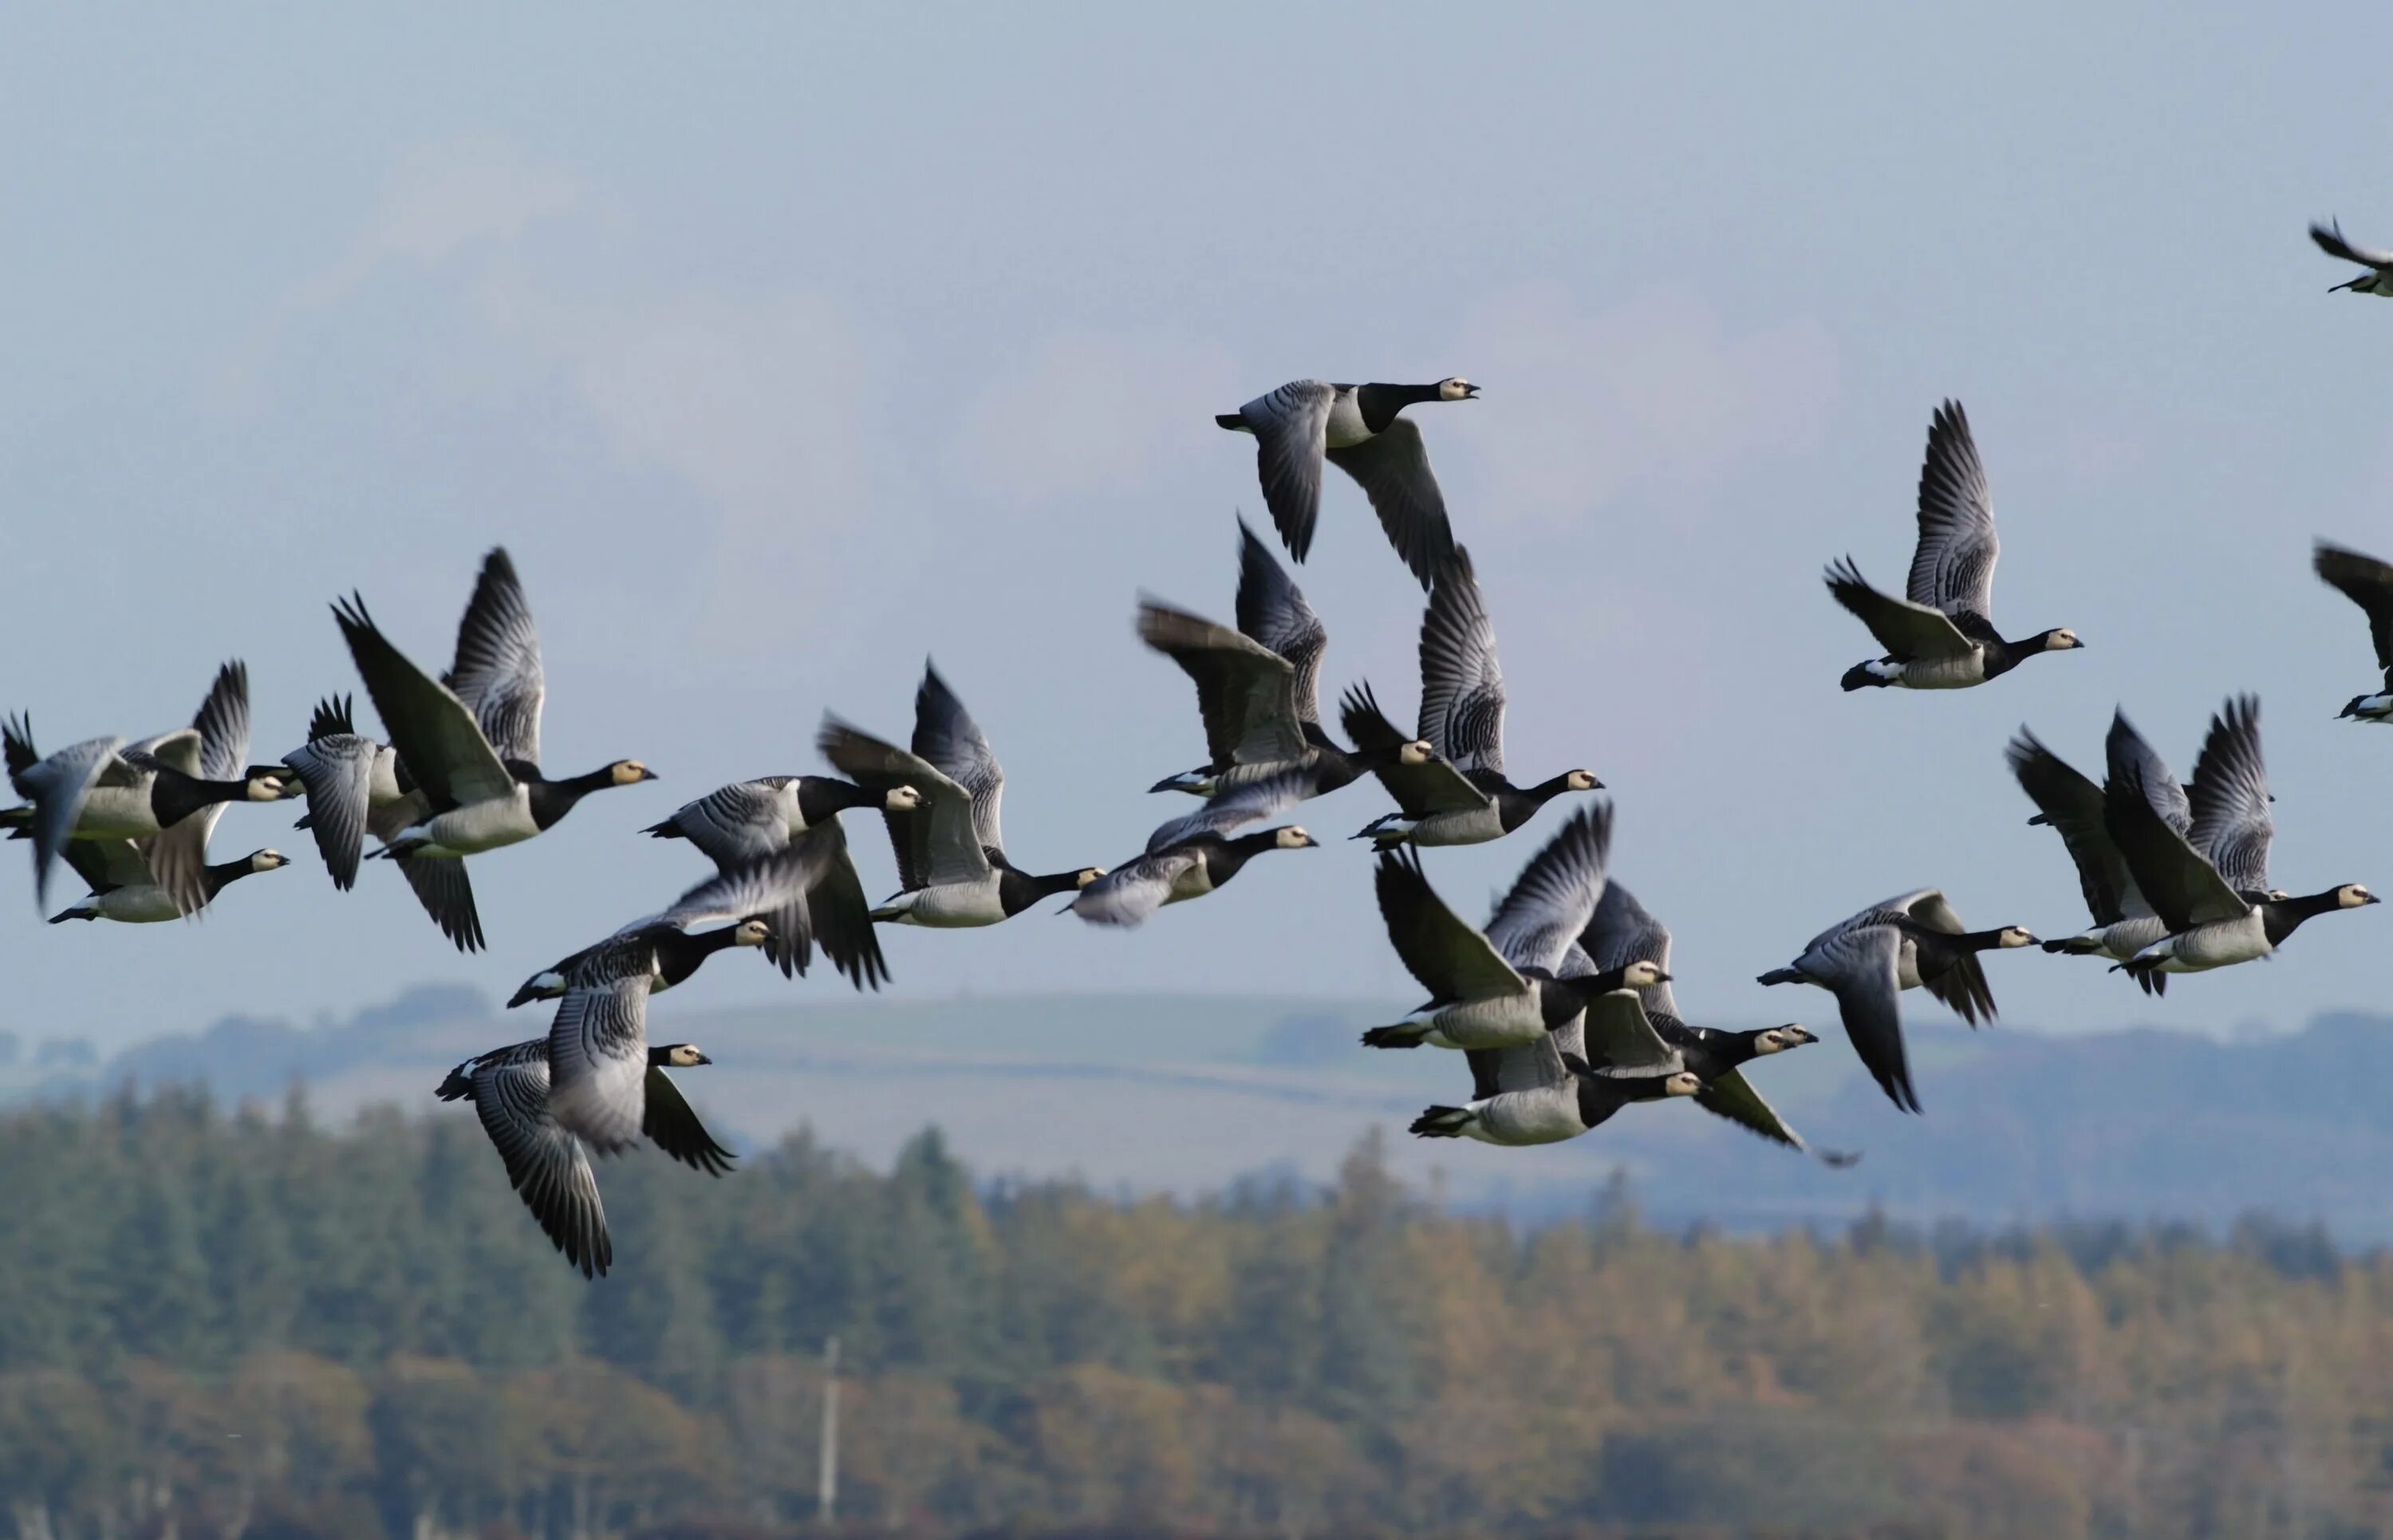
[{"x1": 7, "y1": 6, "x2": 2393, "y2": 1052}]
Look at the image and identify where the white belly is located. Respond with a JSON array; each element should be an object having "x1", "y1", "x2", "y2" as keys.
[
  {"x1": 1406, "y1": 805, "x2": 1508, "y2": 848},
  {"x1": 878, "y1": 876, "x2": 1008, "y2": 928},
  {"x1": 93, "y1": 886, "x2": 186, "y2": 924},
  {"x1": 1323, "y1": 388, "x2": 1369, "y2": 448},
  {"x1": 1471, "y1": 1089, "x2": 1587, "y2": 1146},
  {"x1": 1425, "y1": 993, "x2": 1547, "y2": 1051},
  {"x1": 73, "y1": 783, "x2": 160, "y2": 840},
  {"x1": 1891, "y1": 650, "x2": 1989, "y2": 690},
  {"x1": 404, "y1": 789, "x2": 537, "y2": 857},
  {"x1": 2146, "y1": 912, "x2": 2269, "y2": 973}
]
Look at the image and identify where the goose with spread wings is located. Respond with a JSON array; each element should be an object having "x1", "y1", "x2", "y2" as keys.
[
  {"x1": 437, "y1": 1037, "x2": 729, "y2": 1279},
  {"x1": 1759, "y1": 890, "x2": 2037, "y2": 1113},
  {"x1": 2313, "y1": 541, "x2": 2393, "y2": 721},
  {"x1": 2103, "y1": 695, "x2": 2376, "y2": 995},
  {"x1": 1348, "y1": 549, "x2": 1599, "y2": 850},
  {"x1": 506, "y1": 831, "x2": 840, "y2": 1008},
  {"x1": 1363, "y1": 804, "x2": 1664, "y2": 1051},
  {"x1": 2010, "y1": 711, "x2": 2202, "y2": 961},
  {"x1": 1575, "y1": 881, "x2": 1851, "y2": 1164},
  {"x1": 48, "y1": 841, "x2": 290, "y2": 924},
  {"x1": 332, "y1": 546, "x2": 655, "y2": 880},
  {"x1": 3, "y1": 662, "x2": 286, "y2": 912},
  {"x1": 1826, "y1": 401, "x2": 2082, "y2": 691},
  {"x1": 1070, "y1": 761, "x2": 1321, "y2": 929},
  {"x1": 644, "y1": 775, "x2": 918, "y2": 990},
  {"x1": 1216, "y1": 378, "x2": 1474, "y2": 586},
  {"x1": 818, "y1": 663, "x2": 1102, "y2": 928},
  {"x1": 2312, "y1": 220, "x2": 2393, "y2": 296}
]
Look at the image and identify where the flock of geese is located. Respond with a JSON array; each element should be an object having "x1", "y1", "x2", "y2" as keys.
[{"x1": 10, "y1": 225, "x2": 2393, "y2": 1276}]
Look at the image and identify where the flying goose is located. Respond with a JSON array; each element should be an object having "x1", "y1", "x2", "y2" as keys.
[
  {"x1": 2009, "y1": 713, "x2": 2196, "y2": 960},
  {"x1": 2312, "y1": 220, "x2": 2393, "y2": 295},
  {"x1": 1826, "y1": 401, "x2": 2082, "y2": 691},
  {"x1": 2312, "y1": 541, "x2": 2393, "y2": 721},
  {"x1": 817, "y1": 663, "x2": 1102, "y2": 927},
  {"x1": 332, "y1": 548, "x2": 656, "y2": 867},
  {"x1": 437, "y1": 1037, "x2": 729, "y2": 1279},
  {"x1": 1216, "y1": 378, "x2": 1475, "y2": 586},
  {"x1": 1363, "y1": 805, "x2": 1665, "y2": 1051},
  {"x1": 2103, "y1": 696, "x2": 2377, "y2": 994},
  {"x1": 505, "y1": 832, "x2": 838, "y2": 1008},
  {"x1": 1575, "y1": 881, "x2": 1851, "y2": 1164},
  {"x1": 2, "y1": 662, "x2": 286, "y2": 912},
  {"x1": 644, "y1": 776, "x2": 921, "y2": 990},
  {"x1": 277, "y1": 694, "x2": 485, "y2": 951},
  {"x1": 1347, "y1": 549, "x2": 1599, "y2": 850},
  {"x1": 1069, "y1": 803, "x2": 1319, "y2": 928},
  {"x1": 48, "y1": 844, "x2": 290, "y2": 924},
  {"x1": 1758, "y1": 890, "x2": 2036, "y2": 1113},
  {"x1": 1145, "y1": 519, "x2": 1389, "y2": 797}
]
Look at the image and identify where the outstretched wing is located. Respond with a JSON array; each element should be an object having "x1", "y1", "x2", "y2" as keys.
[
  {"x1": 1233, "y1": 380, "x2": 1334, "y2": 564},
  {"x1": 1235, "y1": 517, "x2": 1329, "y2": 724},
  {"x1": 1904, "y1": 400, "x2": 1999, "y2": 622},
  {"x1": 913, "y1": 663, "x2": 1007, "y2": 857},
  {"x1": 2187, "y1": 694, "x2": 2272, "y2": 896},
  {"x1": 467, "y1": 1045, "x2": 612, "y2": 1278},
  {"x1": 1483, "y1": 804, "x2": 1611, "y2": 972},
  {"x1": 1137, "y1": 600, "x2": 1309, "y2": 771},
  {"x1": 1824, "y1": 557, "x2": 1976, "y2": 660},
  {"x1": 1324, "y1": 418, "x2": 1457, "y2": 589},
  {"x1": 642, "y1": 1067, "x2": 737, "y2": 1177},
  {"x1": 1374, "y1": 847, "x2": 1526, "y2": 1002},
  {"x1": 2314, "y1": 541, "x2": 2393, "y2": 686},
  {"x1": 1579, "y1": 880, "x2": 1681, "y2": 1023},
  {"x1": 1417, "y1": 548, "x2": 1507, "y2": 775},
  {"x1": 444, "y1": 547, "x2": 546, "y2": 769}
]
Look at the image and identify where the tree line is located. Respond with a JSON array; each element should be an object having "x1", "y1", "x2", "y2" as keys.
[{"x1": 0, "y1": 1083, "x2": 2387, "y2": 1538}]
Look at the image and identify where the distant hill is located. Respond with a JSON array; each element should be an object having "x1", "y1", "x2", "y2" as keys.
[{"x1": 44, "y1": 984, "x2": 2393, "y2": 1238}]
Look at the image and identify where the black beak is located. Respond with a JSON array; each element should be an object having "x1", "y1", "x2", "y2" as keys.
[{"x1": 639, "y1": 767, "x2": 659, "y2": 781}]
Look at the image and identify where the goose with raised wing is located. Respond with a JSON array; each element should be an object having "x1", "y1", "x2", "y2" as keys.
[
  {"x1": 1348, "y1": 549, "x2": 1599, "y2": 850},
  {"x1": 1758, "y1": 890, "x2": 2036, "y2": 1113},
  {"x1": 333, "y1": 547, "x2": 656, "y2": 868},
  {"x1": 1362, "y1": 804, "x2": 1662, "y2": 1051},
  {"x1": 438, "y1": 1038, "x2": 729, "y2": 1279},
  {"x1": 276, "y1": 694, "x2": 485, "y2": 951},
  {"x1": 1070, "y1": 774, "x2": 1319, "y2": 928},
  {"x1": 3, "y1": 662, "x2": 286, "y2": 912},
  {"x1": 2010, "y1": 712, "x2": 2198, "y2": 961},
  {"x1": 1216, "y1": 378, "x2": 1474, "y2": 585},
  {"x1": 644, "y1": 776, "x2": 919, "y2": 990},
  {"x1": 818, "y1": 663, "x2": 1102, "y2": 928},
  {"x1": 2312, "y1": 220, "x2": 2393, "y2": 296},
  {"x1": 2104, "y1": 695, "x2": 2377, "y2": 994},
  {"x1": 1575, "y1": 881, "x2": 1849, "y2": 1164},
  {"x1": 48, "y1": 843, "x2": 290, "y2": 924},
  {"x1": 2312, "y1": 541, "x2": 2393, "y2": 721},
  {"x1": 505, "y1": 832, "x2": 838, "y2": 1008},
  {"x1": 1826, "y1": 401, "x2": 2082, "y2": 691}
]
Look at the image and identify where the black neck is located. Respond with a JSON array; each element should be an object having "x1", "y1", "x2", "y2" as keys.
[
  {"x1": 798, "y1": 776, "x2": 880, "y2": 823},
  {"x1": 1356, "y1": 381, "x2": 1444, "y2": 433},
  {"x1": 1000, "y1": 868, "x2": 1090, "y2": 915},
  {"x1": 1516, "y1": 771, "x2": 1582, "y2": 806},
  {"x1": 526, "y1": 766, "x2": 623, "y2": 830},
  {"x1": 148, "y1": 768, "x2": 256, "y2": 829},
  {"x1": 2263, "y1": 888, "x2": 2352, "y2": 943},
  {"x1": 200, "y1": 859, "x2": 261, "y2": 899},
  {"x1": 1954, "y1": 928, "x2": 2016, "y2": 954}
]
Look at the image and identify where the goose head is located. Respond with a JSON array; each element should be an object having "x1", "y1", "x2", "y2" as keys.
[
  {"x1": 2335, "y1": 884, "x2": 2380, "y2": 909},
  {"x1": 1995, "y1": 926, "x2": 2039, "y2": 948},
  {"x1": 1437, "y1": 377, "x2": 1480, "y2": 402},
  {"x1": 885, "y1": 785, "x2": 926, "y2": 812},
  {"x1": 1563, "y1": 769, "x2": 1600, "y2": 792},
  {"x1": 656, "y1": 1043, "x2": 713, "y2": 1068},
  {"x1": 1399, "y1": 739, "x2": 1436, "y2": 766},
  {"x1": 242, "y1": 769, "x2": 288, "y2": 802},
  {"x1": 250, "y1": 765, "x2": 306, "y2": 799},
  {"x1": 1753, "y1": 1025, "x2": 1816, "y2": 1054},
  {"x1": 1620, "y1": 959, "x2": 1670, "y2": 989},
  {"x1": 1662, "y1": 1070, "x2": 1702, "y2": 1097},
  {"x1": 732, "y1": 917, "x2": 775, "y2": 947},
  {"x1": 609, "y1": 759, "x2": 659, "y2": 786},
  {"x1": 247, "y1": 849, "x2": 291, "y2": 874},
  {"x1": 1273, "y1": 826, "x2": 1319, "y2": 850},
  {"x1": 1073, "y1": 868, "x2": 1106, "y2": 888},
  {"x1": 2040, "y1": 628, "x2": 2084, "y2": 652}
]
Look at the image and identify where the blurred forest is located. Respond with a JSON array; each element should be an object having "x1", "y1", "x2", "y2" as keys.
[{"x1": 0, "y1": 1086, "x2": 2387, "y2": 1539}]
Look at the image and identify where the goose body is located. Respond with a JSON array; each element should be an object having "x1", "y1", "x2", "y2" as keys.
[
  {"x1": 333, "y1": 549, "x2": 654, "y2": 875},
  {"x1": 2312, "y1": 220, "x2": 2393, "y2": 296},
  {"x1": 1409, "y1": 1041, "x2": 1699, "y2": 1147},
  {"x1": 2313, "y1": 541, "x2": 2393, "y2": 721},
  {"x1": 1069, "y1": 822, "x2": 1317, "y2": 928},
  {"x1": 2011, "y1": 712, "x2": 2198, "y2": 961},
  {"x1": 49, "y1": 845, "x2": 290, "y2": 924},
  {"x1": 1216, "y1": 377, "x2": 1474, "y2": 585},
  {"x1": 1758, "y1": 888, "x2": 2035, "y2": 1113},
  {"x1": 819, "y1": 663, "x2": 1101, "y2": 929},
  {"x1": 1826, "y1": 401, "x2": 2081, "y2": 692},
  {"x1": 438, "y1": 1037, "x2": 728, "y2": 1279},
  {"x1": 1347, "y1": 549, "x2": 1599, "y2": 850}
]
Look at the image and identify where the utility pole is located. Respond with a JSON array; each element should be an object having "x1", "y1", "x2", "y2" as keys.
[{"x1": 818, "y1": 1334, "x2": 841, "y2": 1527}]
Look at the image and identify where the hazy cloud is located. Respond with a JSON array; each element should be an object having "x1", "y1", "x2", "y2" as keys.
[
  {"x1": 292, "y1": 137, "x2": 581, "y2": 310},
  {"x1": 949, "y1": 329, "x2": 1239, "y2": 505}
]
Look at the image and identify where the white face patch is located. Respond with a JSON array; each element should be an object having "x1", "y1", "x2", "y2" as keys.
[
  {"x1": 1666, "y1": 1073, "x2": 1701, "y2": 1097},
  {"x1": 1401, "y1": 740, "x2": 1434, "y2": 765},
  {"x1": 2048, "y1": 629, "x2": 2080, "y2": 650},
  {"x1": 1998, "y1": 928, "x2": 2035, "y2": 947},
  {"x1": 1078, "y1": 868, "x2": 1105, "y2": 886},
  {"x1": 1276, "y1": 826, "x2": 1314, "y2": 849},
  {"x1": 2343, "y1": 885, "x2": 2377, "y2": 908},
  {"x1": 1440, "y1": 377, "x2": 1475, "y2": 400},
  {"x1": 736, "y1": 919, "x2": 771, "y2": 945}
]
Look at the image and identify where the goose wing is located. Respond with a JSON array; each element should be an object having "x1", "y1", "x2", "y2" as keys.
[
  {"x1": 1823, "y1": 557, "x2": 1977, "y2": 659},
  {"x1": 2312, "y1": 219, "x2": 2393, "y2": 270},
  {"x1": 2103, "y1": 747, "x2": 2246, "y2": 932},
  {"x1": 2313, "y1": 541, "x2": 2393, "y2": 687},
  {"x1": 1810, "y1": 924, "x2": 1918, "y2": 1115},
  {"x1": 913, "y1": 664, "x2": 1007, "y2": 857},
  {"x1": 142, "y1": 661, "x2": 255, "y2": 916},
  {"x1": 2187, "y1": 694, "x2": 2272, "y2": 896},
  {"x1": 1580, "y1": 880, "x2": 1683, "y2": 1022},
  {"x1": 443, "y1": 547, "x2": 546, "y2": 769},
  {"x1": 1137, "y1": 601, "x2": 1310, "y2": 770},
  {"x1": 1417, "y1": 547, "x2": 1507, "y2": 775},
  {"x1": 1339, "y1": 683, "x2": 1488, "y2": 815},
  {"x1": 1069, "y1": 849, "x2": 1199, "y2": 928},
  {"x1": 333, "y1": 595, "x2": 515, "y2": 811},
  {"x1": 462, "y1": 1042, "x2": 612, "y2": 1278},
  {"x1": 1144, "y1": 764, "x2": 1314, "y2": 854},
  {"x1": 653, "y1": 830, "x2": 843, "y2": 979},
  {"x1": 656, "y1": 779, "x2": 793, "y2": 868},
  {"x1": 1233, "y1": 380, "x2": 1334, "y2": 565},
  {"x1": 1483, "y1": 804, "x2": 1611, "y2": 972},
  {"x1": 1694, "y1": 1068, "x2": 1812, "y2": 1154},
  {"x1": 815, "y1": 717, "x2": 987, "y2": 889},
  {"x1": 1323, "y1": 419, "x2": 1458, "y2": 589},
  {"x1": 1234, "y1": 518, "x2": 1328, "y2": 725},
  {"x1": 1883, "y1": 888, "x2": 1997, "y2": 1024},
  {"x1": 641, "y1": 1066, "x2": 736, "y2": 1176},
  {"x1": 2106, "y1": 709, "x2": 2192, "y2": 835},
  {"x1": 1466, "y1": 1034, "x2": 1570, "y2": 1101},
  {"x1": 1903, "y1": 400, "x2": 1999, "y2": 622},
  {"x1": 61, "y1": 837, "x2": 151, "y2": 895},
  {"x1": 16, "y1": 735, "x2": 125, "y2": 908},
  {"x1": 2009, "y1": 728, "x2": 2143, "y2": 925},
  {"x1": 396, "y1": 854, "x2": 485, "y2": 952},
  {"x1": 544, "y1": 946, "x2": 656, "y2": 1155},
  {"x1": 1374, "y1": 847, "x2": 1525, "y2": 1002},
  {"x1": 1575, "y1": 979, "x2": 1685, "y2": 1077},
  {"x1": 280, "y1": 724, "x2": 377, "y2": 890},
  {"x1": 805, "y1": 830, "x2": 889, "y2": 990}
]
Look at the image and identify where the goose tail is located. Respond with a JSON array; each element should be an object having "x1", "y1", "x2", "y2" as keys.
[
  {"x1": 1410, "y1": 1105, "x2": 1474, "y2": 1139},
  {"x1": 1361, "y1": 1024, "x2": 1429, "y2": 1050},
  {"x1": 1756, "y1": 967, "x2": 1804, "y2": 987}
]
